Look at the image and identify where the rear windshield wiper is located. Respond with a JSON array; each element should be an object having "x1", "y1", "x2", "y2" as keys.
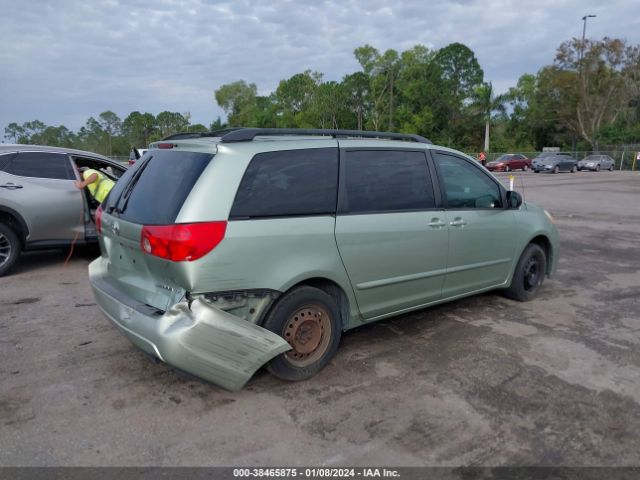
[{"x1": 112, "y1": 156, "x2": 153, "y2": 215}]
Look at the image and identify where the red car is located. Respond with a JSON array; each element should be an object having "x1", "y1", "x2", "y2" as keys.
[{"x1": 486, "y1": 154, "x2": 531, "y2": 172}]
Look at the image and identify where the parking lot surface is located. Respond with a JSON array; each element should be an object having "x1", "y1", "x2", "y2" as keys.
[{"x1": 1, "y1": 171, "x2": 639, "y2": 466}]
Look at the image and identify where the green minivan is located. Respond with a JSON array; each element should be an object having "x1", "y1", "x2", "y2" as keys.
[{"x1": 89, "y1": 128, "x2": 559, "y2": 391}]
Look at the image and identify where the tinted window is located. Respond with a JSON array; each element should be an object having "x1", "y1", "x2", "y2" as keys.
[
  {"x1": 343, "y1": 150, "x2": 435, "y2": 213},
  {"x1": 105, "y1": 149, "x2": 213, "y2": 224},
  {"x1": 230, "y1": 148, "x2": 338, "y2": 218},
  {"x1": 5, "y1": 152, "x2": 73, "y2": 180},
  {"x1": 435, "y1": 152, "x2": 503, "y2": 209},
  {"x1": 0, "y1": 153, "x2": 17, "y2": 171}
]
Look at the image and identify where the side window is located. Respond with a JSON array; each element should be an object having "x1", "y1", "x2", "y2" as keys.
[
  {"x1": 230, "y1": 148, "x2": 338, "y2": 218},
  {"x1": 434, "y1": 152, "x2": 503, "y2": 209},
  {"x1": 0, "y1": 153, "x2": 17, "y2": 171},
  {"x1": 5, "y1": 152, "x2": 73, "y2": 180},
  {"x1": 343, "y1": 150, "x2": 435, "y2": 213}
]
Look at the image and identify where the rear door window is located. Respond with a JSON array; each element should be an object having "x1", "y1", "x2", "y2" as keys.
[
  {"x1": 230, "y1": 148, "x2": 338, "y2": 218},
  {"x1": 0, "y1": 153, "x2": 17, "y2": 171},
  {"x1": 105, "y1": 149, "x2": 213, "y2": 225},
  {"x1": 4, "y1": 152, "x2": 73, "y2": 180},
  {"x1": 341, "y1": 150, "x2": 435, "y2": 214}
]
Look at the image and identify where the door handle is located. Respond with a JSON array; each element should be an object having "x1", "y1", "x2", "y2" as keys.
[
  {"x1": 449, "y1": 217, "x2": 467, "y2": 227},
  {"x1": 0, "y1": 183, "x2": 23, "y2": 189},
  {"x1": 428, "y1": 218, "x2": 447, "y2": 228}
]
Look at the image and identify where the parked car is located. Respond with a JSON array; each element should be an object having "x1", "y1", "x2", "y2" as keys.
[
  {"x1": 532, "y1": 154, "x2": 578, "y2": 173},
  {"x1": 128, "y1": 148, "x2": 148, "y2": 165},
  {"x1": 0, "y1": 144, "x2": 126, "y2": 276},
  {"x1": 485, "y1": 154, "x2": 531, "y2": 172},
  {"x1": 531, "y1": 152, "x2": 566, "y2": 171},
  {"x1": 89, "y1": 128, "x2": 559, "y2": 391},
  {"x1": 577, "y1": 154, "x2": 615, "y2": 172}
]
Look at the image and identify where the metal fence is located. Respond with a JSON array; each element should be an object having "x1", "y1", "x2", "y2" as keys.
[
  {"x1": 468, "y1": 151, "x2": 640, "y2": 170},
  {"x1": 108, "y1": 152, "x2": 640, "y2": 170}
]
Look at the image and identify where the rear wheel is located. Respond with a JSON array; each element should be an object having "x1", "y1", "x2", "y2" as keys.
[
  {"x1": 505, "y1": 165, "x2": 511, "y2": 172},
  {"x1": 609, "y1": 164, "x2": 614, "y2": 171},
  {"x1": 523, "y1": 165, "x2": 528, "y2": 171},
  {"x1": 263, "y1": 286, "x2": 341, "y2": 381},
  {"x1": 503, "y1": 243, "x2": 547, "y2": 302},
  {"x1": 0, "y1": 223, "x2": 20, "y2": 277}
]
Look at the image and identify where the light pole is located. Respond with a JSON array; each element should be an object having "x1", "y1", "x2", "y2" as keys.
[{"x1": 580, "y1": 14, "x2": 596, "y2": 63}]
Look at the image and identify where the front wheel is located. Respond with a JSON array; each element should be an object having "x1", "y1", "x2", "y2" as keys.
[
  {"x1": 571, "y1": 165, "x2": 577, "y2": 173},
  {"x1": 596, "y1": 164, "x2": 600, "y2": 172},
  {"x1": 262, "y1": 286, "x2": 342, "y2": 381},
  {"x1": 0, "y1": 223, "x2": 20, "y2": 277},
  {"x1": 505, "y1": 165, "x2": 511, "y2": 172},
  {"x1": 523, "y1": 165, "x2": 528, "y2": 171},
  {"x1": 503, "y1": 243, "x2": 547, "y2": 302}
]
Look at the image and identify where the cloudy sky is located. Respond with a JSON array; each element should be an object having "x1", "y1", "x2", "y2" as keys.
[{"x1": 1, "y1": 0, "x2": 639, "y2": 134}]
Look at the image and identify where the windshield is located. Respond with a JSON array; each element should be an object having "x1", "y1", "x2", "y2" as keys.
[{"x1": 104, "y1": 149, "x2": 214, "y2": 224}]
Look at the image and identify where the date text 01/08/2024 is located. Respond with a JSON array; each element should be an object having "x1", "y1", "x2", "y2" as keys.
[{"x1": 232, "y1": 468, "x2": 401, "y2": 478}]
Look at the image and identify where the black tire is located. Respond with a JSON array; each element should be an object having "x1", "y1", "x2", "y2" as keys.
[
  {"x1": 571, "y1": 165, "x2": 577, "y2": 173},
  {"x1": 534, "y1": 169, "x2": 539, "y2": 173},
  {"x1": 523, "y1": 165, "x2": 528, "y2": 171},
  {"x1": 595, "y1": 164, "x2": 600, "y2": 172},
  {"x1": 609, "y1": 165, "x2": 614, "y2": 171},
  {"x1": 262, "y1": 286, "x2": 342, "y2": 381},
  {"x1": 0, "y1": 223, "x2": 20, "y2": 277},
  {"x1": 505, "y1": 165, "x2": 511, "y2": 172},
  {"x1": 503, "y1": 243, "x2": 547, "y2": 302},
  {"x1": 553, "y1": 166, "x2": 560, "y2": 174}
]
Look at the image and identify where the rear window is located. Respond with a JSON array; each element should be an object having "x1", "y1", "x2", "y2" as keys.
[{"x1": 105, "y1": 149, "x2": 213, "y2": 224}]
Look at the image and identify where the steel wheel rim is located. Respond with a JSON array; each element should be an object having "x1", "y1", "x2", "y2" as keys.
[
  {"x1": 283, "y1": 304, "x2": 332, "y2": 367},
  {"x1": 0, "y1": 232, "x2": 11, "y2": 266},
  {"x1": 523, "y1": 256, "x2": 540, "y2": 291}
]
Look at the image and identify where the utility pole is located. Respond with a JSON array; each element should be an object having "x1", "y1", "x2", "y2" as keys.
[
  {"x1": 579, "y1": 14, "x2": 596, "y2": 151},
  {"x1": 579, "y1": 15, "x2": 596, "y2": 64}
]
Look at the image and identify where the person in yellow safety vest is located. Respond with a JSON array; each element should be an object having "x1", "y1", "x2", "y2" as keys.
[{"x1": 74, "y1": 167, "x2": 115, "y2": 203}]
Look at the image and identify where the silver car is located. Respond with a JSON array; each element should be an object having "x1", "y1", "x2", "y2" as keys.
[
  {"x1": 0, "y1": 144, "x2": 126, "y2": 276},
  {"x1": 577, "y1": 154, "x2": 615, "y2": 172}
]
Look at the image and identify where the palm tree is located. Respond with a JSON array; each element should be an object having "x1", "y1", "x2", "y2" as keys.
[{"x1": 473, "y1": 82, "x2": 507, "y2": 152}]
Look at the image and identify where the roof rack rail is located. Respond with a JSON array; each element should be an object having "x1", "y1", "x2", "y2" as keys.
[
  {"x1": 219, "y1": 128, "x2": 432, "y2": 144},
  {"x1": 161, "y1": 128, "x2": 245, "y2": 141}
]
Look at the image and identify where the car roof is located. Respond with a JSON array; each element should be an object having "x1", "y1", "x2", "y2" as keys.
[{"x1": 0, "y1": 143, "x2": 113, "y2": 161}]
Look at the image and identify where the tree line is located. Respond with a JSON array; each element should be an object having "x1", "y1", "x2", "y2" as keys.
[
  {"x1": 4, "y1": 37, "x2": 639, "y2": 156},
  {"x1": 3, "y1": 111, "x2": 214, "y2": 157}
]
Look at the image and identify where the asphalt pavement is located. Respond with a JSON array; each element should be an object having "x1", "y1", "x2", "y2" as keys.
[{"x1": 1, "y1": 170, "x2": 639, "y2": 466}]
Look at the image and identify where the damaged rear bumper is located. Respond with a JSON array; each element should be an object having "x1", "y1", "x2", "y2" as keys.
[{"x1": 89, "y1": 259, "x2": 290, "y2": 391}]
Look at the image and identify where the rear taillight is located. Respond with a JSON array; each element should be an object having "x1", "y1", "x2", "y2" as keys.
[
  {"x1": 95, "y1": 205, "x2": 103, "y2": 234},
  {"x1": 140, "y1": 222, "x2": 227, "y2": 262},
  {"x1": 157, "y1": 143, "x2": 175, "y2": 149}
]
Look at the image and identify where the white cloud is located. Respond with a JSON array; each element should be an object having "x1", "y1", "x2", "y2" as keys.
[{"x1": 0, "y1": 0, "x2": 638, "y2": 133}]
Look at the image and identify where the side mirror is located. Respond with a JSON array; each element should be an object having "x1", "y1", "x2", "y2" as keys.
[{"x1": 506, "y1": 190, "x2": 522, "y2": 209}]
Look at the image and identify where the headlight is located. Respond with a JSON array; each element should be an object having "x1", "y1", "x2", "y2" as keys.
[{"x1": 544, "y1": 209, "x2": 554, "y2": 224}]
